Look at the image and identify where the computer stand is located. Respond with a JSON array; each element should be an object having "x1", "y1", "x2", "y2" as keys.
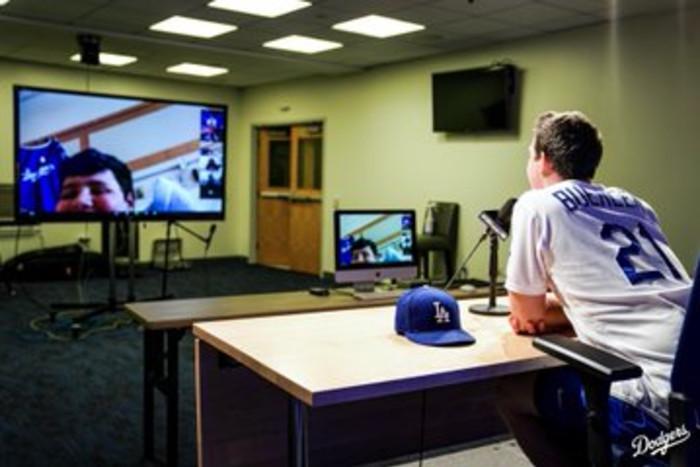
[
  {"x1": 50, "y1": 219, "x2": 136, "y2": 338},
  {"x1": 469, "y1": 232, "x2": 509, "y2": 316}
]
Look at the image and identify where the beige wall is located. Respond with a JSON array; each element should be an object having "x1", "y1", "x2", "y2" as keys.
[
  {"x1": 0, "y1": 60, "x2": 241, "y2": 262},
  {"x1": 238, "y1": 8, "x2": 700, "y2": 275}
]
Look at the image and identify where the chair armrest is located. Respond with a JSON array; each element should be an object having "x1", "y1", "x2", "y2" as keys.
[{"x1": 533, "y1": 335, "x2": 642, "y2": 383}]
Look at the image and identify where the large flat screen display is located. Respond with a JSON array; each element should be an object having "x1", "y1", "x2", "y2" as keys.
[{"x1": 14, "y1": 86, "x2": 227, "y2": 221}]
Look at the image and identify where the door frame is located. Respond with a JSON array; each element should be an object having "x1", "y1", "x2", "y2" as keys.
[{"x1": 249, "y1": 119, "x2": 325, "y2": 272}]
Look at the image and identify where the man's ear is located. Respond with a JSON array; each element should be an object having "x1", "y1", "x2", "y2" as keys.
[
  {"x1": 125, "y1": 192, "x2": 135, "y2": 208},
  {"x1": 539, "y1": 152, "x2": 556, "y2": 177}
]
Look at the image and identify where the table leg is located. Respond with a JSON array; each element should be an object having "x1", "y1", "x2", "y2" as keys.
[
  {"x1": 166, "y1": 329, "x2": 184, "y2": 467},
  {"x1": 143, "y1": 329, "x2": 160, "y2": 461},
  {"x1": 288, "y1": 397, "x2": 309, "y2": 467}
]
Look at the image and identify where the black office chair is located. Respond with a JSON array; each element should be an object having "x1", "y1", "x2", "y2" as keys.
[
  {"x1": 533, "y1": 257, "x2": 700, "y2": 467},
  {"x1": 416, "y1": 202, "x2": 459, "y2": 282}
]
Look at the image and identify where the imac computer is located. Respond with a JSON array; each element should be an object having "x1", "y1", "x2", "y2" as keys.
[{"x1": 334, "y1": 210, "x2": 418, "y2": 299}]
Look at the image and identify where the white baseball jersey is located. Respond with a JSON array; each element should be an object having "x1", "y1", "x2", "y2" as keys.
[{"x1": 506, "y1": 179, "x2": 692, "y2": 423}]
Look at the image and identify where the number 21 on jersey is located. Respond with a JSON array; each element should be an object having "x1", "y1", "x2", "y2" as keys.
[{"x1": 601, "y1": 222, "x2": 682, "y2": 285}]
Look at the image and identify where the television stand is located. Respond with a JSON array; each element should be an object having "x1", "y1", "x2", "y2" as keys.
[{"x1": 49, "y1": 220, "x2": 137, "y2": 338}]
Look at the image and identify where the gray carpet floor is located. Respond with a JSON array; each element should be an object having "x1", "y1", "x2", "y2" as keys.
[{"x1": 0, "y1": 257, "x2": 533, "y2": 467}]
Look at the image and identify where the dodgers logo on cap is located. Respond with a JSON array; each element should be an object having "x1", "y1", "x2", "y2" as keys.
[{"x1": 395, "y1": 286, "x2": 476, "y2": 347}]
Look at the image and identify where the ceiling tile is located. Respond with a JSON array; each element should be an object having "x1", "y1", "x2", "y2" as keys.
[
  {"x1": 486, "y1": 2, "x2": 583, "y2": 27},
  {"x1": 440, "y1": 16, "x2": 513, "y2": 36},
  {"x1": 535, "y1": 0, "x2": 609, "y2": 14},
  {"x1": 434, "y1": 0, "x2": 530, "y2": 16},
  {"x1": 1, "y1": 0, "x2": 111, "y2": 23},
  {"x1": 318, "y1": 0, "x2": 428, "y2": 15},
  {"x1": 381, "y1": 4, "x2": 472, "y2": 26}
]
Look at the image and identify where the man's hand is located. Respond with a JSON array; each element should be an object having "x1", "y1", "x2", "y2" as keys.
[
  {"x1": 508, "y1": 291, "x2": 571, "y2": 335},
  {"x1": 508, "y1": 313, "x2": 546, "y2": 335}
]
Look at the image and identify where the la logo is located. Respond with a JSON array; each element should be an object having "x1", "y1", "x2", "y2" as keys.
[{"x1": 433, "y1": 301, "x2": 450, "y2": 324}]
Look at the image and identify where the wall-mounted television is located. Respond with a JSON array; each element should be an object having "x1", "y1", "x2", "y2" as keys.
[
  {"x1": 14, "y1": 86, "x2": 227, "y2": 222},
  {"x1": 432, "y1": 64, "x2": 520, "y2": 133}
]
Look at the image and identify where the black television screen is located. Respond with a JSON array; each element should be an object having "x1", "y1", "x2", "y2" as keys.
[
  {"x1": 14, "y1": 86, "x2": 227, "y2": 222},
  {"x1": 432, "y1": 65, "x2": 519, "y2": 133}
]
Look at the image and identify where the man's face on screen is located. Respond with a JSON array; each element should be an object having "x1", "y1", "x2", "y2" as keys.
[
  {"x1": 56, "y1": 170, "x2": 133, "y2": 213},
  {"x1": 351, "y1": 246, "x2": 377, "y2": 264}
]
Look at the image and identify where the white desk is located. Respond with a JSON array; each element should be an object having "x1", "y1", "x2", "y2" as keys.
[{"x1": 194, "y1": 297, "x2": 561, "y2": 466}]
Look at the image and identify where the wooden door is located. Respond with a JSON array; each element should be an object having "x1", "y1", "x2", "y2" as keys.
[
  {"x1": 257, "y1": 127, "x2": 291, "y2": 268},
  {"x1": 256, "y1": 124, "x2": 323, "y2": 274}
]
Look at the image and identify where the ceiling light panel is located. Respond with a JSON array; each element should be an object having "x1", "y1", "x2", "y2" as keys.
[
  {"x1": 166, "y1": 62, "x2": 229, "y2": 77},
  {"x1": 333, "y1": 15, "x2": 425, "y2": 38},
  {"x1": 208, "y1": 0, "x2": 311, "y2": 18},
  {"x1": 150, "y1": 16, "x2": 237, "y2": 39},
  {"x1": 70, "y1": 53, "x2": 138, "y2": 67},
  {"x1": 263, "y1": 35, "x2": 343, "y2": 54}
]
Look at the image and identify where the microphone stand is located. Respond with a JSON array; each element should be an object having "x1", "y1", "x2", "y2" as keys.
[
  {"x1": 469, "y1": 230, "x2": 509, "y2": 316},
  {"x1": 443, "y1": 233, "x2": 487, "y2": 291},
  {"x1": 159, "y1": 220, "x2": 216, "y2": 299}
]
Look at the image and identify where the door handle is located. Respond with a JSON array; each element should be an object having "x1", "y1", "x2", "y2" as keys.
[
  {"x1": 259, "y1": 191, "x2": 291, "y2": 199},
  {"x1": 290, "y1": 195, "x2": 321, "y2": 203}
]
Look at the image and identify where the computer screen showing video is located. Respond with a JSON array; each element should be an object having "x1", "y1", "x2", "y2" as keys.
[
  {"x1": 335, "y1": 210, "x2": 416, "y2": 268},
  {"x1": 14, "y1": 86, "x2": 227, "y2": 221}
]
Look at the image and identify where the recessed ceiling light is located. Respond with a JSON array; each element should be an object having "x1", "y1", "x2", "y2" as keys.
[
  {"x1": 0, "y1": 0, "x2": 10, "y2": 6},
  {"x1": 166, "y1": 63, "x2": 229, "y2": 78},
  {"x1": 208, "y1": 0, "x2": 311, "y2": 18},
  {"x1": 263, "y1": 35, "x2": 342, "y2": 54},
  {"x1": 149, "y1": 16, "x2": 237, "y2": 39},
  {"x1": 70, "y1": 52, "x2": 138, "y2": 67},
  {"x1": 333, "y1": 15, "x2": 425, "y2": 38}
]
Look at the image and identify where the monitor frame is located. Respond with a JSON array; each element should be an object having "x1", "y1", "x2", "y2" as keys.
[
  {"x1": 431, "y1": 64, "x2": 520, "y2": 134},
  {"x1": 333, "y1": 209, "x2": 418, "y2": 286},
  {"x1": 13, "y1": 85, "x2": 228, "y2": 223}
]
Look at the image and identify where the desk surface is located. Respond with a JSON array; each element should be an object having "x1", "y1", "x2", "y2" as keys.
[
  {"x1": 193, "y1": 297, "x2": 560, "y2": 407},
  {"x1": 126, "y1": 287, "x2": 489, "y2": 330}
]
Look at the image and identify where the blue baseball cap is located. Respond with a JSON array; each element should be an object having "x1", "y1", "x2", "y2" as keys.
[{"x1": 395, "y1": 286, "x2": 476, "y2": 347}]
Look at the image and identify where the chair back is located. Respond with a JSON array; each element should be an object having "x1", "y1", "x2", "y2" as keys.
[
  {"x1": 671, "y1": 257, "x2": 700, "y2": 401},
  {"x1": 670, "y1": 257, "x2": 699, "y2": 467},
  {"x1": 430, "y1": 202, "x2": 459, "y2": 244}
]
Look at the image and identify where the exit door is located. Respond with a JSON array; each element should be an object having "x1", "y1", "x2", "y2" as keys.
[{"x1": 256, "y1": 124, "x2": 323, "y2": 275}]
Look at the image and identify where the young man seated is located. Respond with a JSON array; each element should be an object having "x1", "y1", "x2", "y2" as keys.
[{"x1": 501, "y1": 111, "x2": 692, "y2": 466}]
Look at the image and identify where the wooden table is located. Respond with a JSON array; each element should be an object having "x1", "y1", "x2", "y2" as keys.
[
  {"x1": 193, "y1": 297, "x2": 561, "y2": 466},
  {"x1": 126, "y1": 287, "x2": 488, "y2": 467}
]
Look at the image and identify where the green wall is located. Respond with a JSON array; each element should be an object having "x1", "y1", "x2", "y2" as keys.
[
  {"x1": 1, "y1": 8, "x2": 698, "y2": 277},
  {"x1": 237, "y1": 8, "x2": 700, "y2": 275},
  {"x1": 0, "y1": 60, "x2": 241, "y2": 262}
]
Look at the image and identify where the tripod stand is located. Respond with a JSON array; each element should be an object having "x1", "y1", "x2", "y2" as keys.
[
  {"x1": 50, "y1": 219, "x2": 137, "y2": 337},
  {"x1": 158, "y1": 220, "x2": 216, "y2": 300},
  {"x1": 468, "y1": 231, "x2": 509, "y2": 316}
]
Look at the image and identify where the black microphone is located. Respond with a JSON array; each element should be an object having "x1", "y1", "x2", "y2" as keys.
[
  {"x1": 497, "y1": 197, "x2": 517, "y2": 234},
  {"x1": 477, "y1": 198, "x2": 517, "y2": 241}
]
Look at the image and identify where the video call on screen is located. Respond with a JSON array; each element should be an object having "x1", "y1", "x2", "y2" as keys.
[
  {"x1": 16, "y1": 87, "x2": 226, "y2": 219},
  {"x1": 338, "y1": 213, "x2": 415, "y2": 266}
]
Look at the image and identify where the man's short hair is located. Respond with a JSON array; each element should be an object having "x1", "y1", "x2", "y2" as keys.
[
  {"x1": 533, "y1": 111, "x2": 603, "y2": 180},
  {"x1": 351, "y1": 237, "x2": 378, "y2": 256},
  {"x1": 59, "y1": 148, "x2": 133, "y2": 198}
]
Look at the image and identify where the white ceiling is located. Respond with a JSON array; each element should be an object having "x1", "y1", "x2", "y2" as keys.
[{"x1": 0, "y1": 0, "x2": 697, "y2": 87}]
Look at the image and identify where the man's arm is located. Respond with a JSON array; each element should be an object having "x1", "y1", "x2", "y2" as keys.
[{"x1": 508, "y1": 291, "x2": 572, "y2": 335}]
